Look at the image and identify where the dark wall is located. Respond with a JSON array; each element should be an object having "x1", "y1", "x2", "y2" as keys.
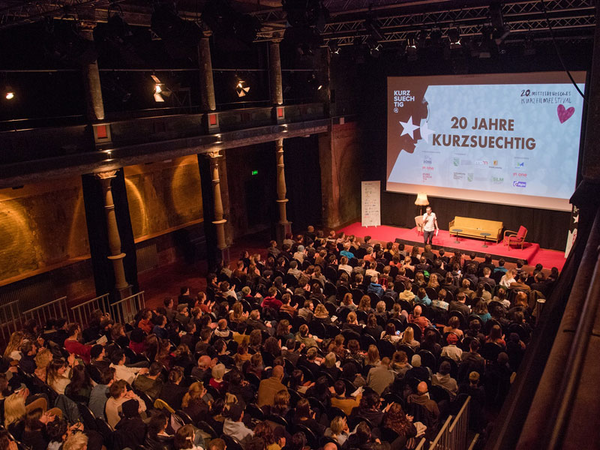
[
  {"x1": 346, "y1": 40, "x2": 593, "y2": 251},
  {"x1": 285, "y1": 135, "x2": 323, "y2": 231}
]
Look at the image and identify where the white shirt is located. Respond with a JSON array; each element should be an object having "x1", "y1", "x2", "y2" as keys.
[
  {"x1": 110, "y1": 363, "x2": 143, "y2": 385},
  {"x1": 423, "y1": 212, "x2": 437, "y2": 232}
]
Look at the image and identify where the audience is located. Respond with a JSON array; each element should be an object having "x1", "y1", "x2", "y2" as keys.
[{"x1": 0, "y1": 227, "x2": 553, "y2": 450}]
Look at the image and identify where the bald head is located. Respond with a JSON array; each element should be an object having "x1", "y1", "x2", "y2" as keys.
[
  {"x1": 417, "y1": 381, "x2": 428, "y2": 395},
  {"x1": 272, "y1": 365, "x2": 284, "y2": 380},
  {"x1": 413, "y1": 305, "x2": 422, "y2": 316},
  {"x1": 323, "y1": 444, "x2": 337, "y2": 450}
]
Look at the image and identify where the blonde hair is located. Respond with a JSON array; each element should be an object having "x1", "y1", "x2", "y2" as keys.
[
  {"x1": 314, "y1": 304, "x2": 328, "y2": 317},
  {"x1": 4, "y1": 393, "x2": 26, "y2": 426},
  {"x1": 63, "y1": 432, "x2": 89, "y2": 450},
  {"x1": 401, "y1": 327, "x2": 414, "y2": 344},
  {"x1": 4, "y1": 331, "x2": 24, "y2": 358},
  {"x1": 181, "y1": 382, "x2": 205, "y2": 409},
  {"x1": 35, "y1": 348, "x2": 53, "y2": 370},
  {"x1": 330, "y1": 416, "x2": 345, "y2": 435}
]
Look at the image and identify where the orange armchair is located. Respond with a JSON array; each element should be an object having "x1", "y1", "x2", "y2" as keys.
[{"x1": 504, "y1": 226, "x2": 528, "y2": 249}]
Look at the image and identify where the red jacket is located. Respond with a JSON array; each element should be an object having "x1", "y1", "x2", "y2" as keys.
[
  {"x1": 261, "y1": 297, "x2": 283, "y2": 311},
  {"x1": 64, "y1": 339, "x2": 92, "y2": 364}
]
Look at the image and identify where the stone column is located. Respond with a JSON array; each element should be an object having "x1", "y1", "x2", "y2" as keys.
[
  {"x1": 207, "y1": 151, "x2": 228, "y2": 254},
  {"x1": 275, "y1": 138, "x2": 292, "y2": 243},
  {"x1": 79, "y1": 23, "x2": 105, "y2": 122},
  {"x1": 269, "y1": 38, "x2": 283, "y2": 106},
  {"x1": 198, "y1": 30, "x2": 216, "y2": 113},
  {"x1": 96, "y1": 170, "x2": 129, "y2": 293},
  {"x1": 269, "y1": 35, "x2": 285, "y2": 123}
]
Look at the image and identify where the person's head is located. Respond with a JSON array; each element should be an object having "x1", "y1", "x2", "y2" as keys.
[
  {"x1": 69, "y1": 364, "x2": 92, "y2": 391},
  {"x1": 254, "y1": 421, "x2": 276, "y2": 445},
  {"x1": 212, "y1": 364, "x2": 226, "y2": 381},
  {"x1": 411, "y1": 354, "x2": 422, "y2": 368},
  {"x1": 489, "y1": 324, "x2": 503, "y2": 341},
  {"x1": 413, "y1": 305, "x2": 422, "y2": 317},
  {"x1": 333, "y1": 380, "x2": 346, "y2": 397},
  {"x1": 272, "y1": 364, "x2": 285, "y2": 381},
  {"x1": 347, "y1": 312, "x2": 357, "y2": 324},
  {"x1": 100, "y1": 367, "x2": 116, "y2": 386},
  {"x1": 438, "y1": 361, "x2": 451, "y2": 376},
  {"x1": 359, "y1": 296, "x2": 371, "y2": 311},
  {"x1": 402, "y1": 326, "x2": 414, "y2": 343},
  {"x1": 324, "y1": 352, "x2": 337, "y2": 369},
  {"x1": 90, "y1": 344, "x2": 105, "y2": 361},
  {"x1": 385, "y1": 323, "x2": 396, "y2": 337},
  {"x1": 295, "y1": 398, "x2": 311, "y2": 419},
  {"x1": 226, "y1": 403, "x2": 244, "y2": 422},
  {"x1": 366, "y1": 345, "x2": 380, "y2": 365},
  {"x1": 148, "y1": 411, "x2": 169, "y2": 435},
  {"x1": 173, "y1": 424, "x2": 197, "y2": 450},
  {"x1": 63, "y1": 432, "x2": 89, "y2": 450},
  {"x1": 473, "y1": 300, "x2": 488, "y2": 316},
  {"x1": 4, "y1": 331, "x2": 24, "y2": 357},
  {"x1": 47, "y1": 358, "x2": 69, "y2": 385},
  {"x1": 470, "y1": 338, "x2": 481, "y2": 353},
  {"x1": 109, "y1": 380, "x2": 127, "y2": 399},
  {"x1": 469, "y1": 371, "x2": 480, "y2": 386},
  {"x1": 383, "y1": 402, "x2": 410, "y2": 430},
  {"x1": 330, "y1": 416, "x2": 347, "y2": 436},
  {"x1": 35, "y1": 348, "x2": 53, "y2": 371},
  {"x1": 4, "y1": 392, "x2": 26, "y2": 426},
  {"x1": 417, "y1": 381, "x2": 429, "y2": 395},
  {"x1": 426, "y1": 206, "x2": 432, "y2": 214},
  {"x1": 46, "y1": 418, "x2": 68, "y2": 443},
  {"x1": 456, "y1": 292, "x2": 466, "y2": 303},
  {"x1": 168, "y1": 367, "x2": 184, "y2": 385},
  {"x1": 207, "y1": 438, "x2": 226, "y2": 450},
  {"x1": 393, "y1": 350, "x2": 408, "y2": 365},
  {"x1": 273, "y1": 389, "x2": 290, "y2": 410}
]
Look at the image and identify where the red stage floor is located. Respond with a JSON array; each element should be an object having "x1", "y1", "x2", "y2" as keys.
[{"x1": 339, "y1": 222, "x2": 566, "y2": 271}]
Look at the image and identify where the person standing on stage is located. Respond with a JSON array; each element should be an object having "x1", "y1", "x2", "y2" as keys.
[{"x1": 423, "y1": 206, "x2": 439, "y2": 245}]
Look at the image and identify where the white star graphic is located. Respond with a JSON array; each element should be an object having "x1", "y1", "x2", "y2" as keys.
[
  {"x1": 399, "y1": 116, "x2": 419, "y2": 140},
  {"x1": 419, "y1": 120, "x2": 435, "y2": 143}
]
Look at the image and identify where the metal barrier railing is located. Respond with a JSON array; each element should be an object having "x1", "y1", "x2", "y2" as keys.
[
  {"x1": 110, "y1": 291, "x2": 145, "y2": 325},
  {"x1": 429, "y1": 396, "x2": 472, "y2": 450},
  {"x1": 415, "y1": 437, "x2": 428, "y2": 450},
  {"x1": 430, "y1": 415, "x2": 453, "y2": 450},
  {"x1": 0, "y1": 300, "x2": 22, "y2": 343},
  {"x1": 70, "y1": 293, "x2": 111, "y2": 328},
  {"x1": 449, "y1": 397, "x2": 471, "y2": 450},
  {"x1": 22, "y1": 296, "x2": 69, "y2": 327}
]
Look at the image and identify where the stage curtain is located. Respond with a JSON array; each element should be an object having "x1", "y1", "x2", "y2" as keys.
[{"x1": 381, "y1": 191, "x2": 570, "y2": 251}]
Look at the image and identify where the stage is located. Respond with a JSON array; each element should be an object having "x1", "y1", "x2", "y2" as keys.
[{"x1": 339, "y1": 222, "x2": 566, "y2": 270}]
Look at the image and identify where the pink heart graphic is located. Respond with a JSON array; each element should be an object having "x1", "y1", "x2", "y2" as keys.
[{"x1": 557, "y1": 104, "x2": 575, "y2": 124}]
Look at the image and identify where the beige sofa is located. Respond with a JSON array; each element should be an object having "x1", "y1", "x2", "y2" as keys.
[{"x1": 448, "y1": 216, "x2": 504, "y2": 243}]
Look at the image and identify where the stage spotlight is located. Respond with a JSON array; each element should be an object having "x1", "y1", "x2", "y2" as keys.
[
  {"x1": 151, "y1": 74, "x2": 171, "y2": 103},
  {"x1": 448, "y1": 28, "x2": 462, "y2": 49},
  {"x1": 328, "y1": 40, "x2": 340, "y2": 55},
  {"x1": 308, "y1": 73, "x2": 323, "y2": 90},
  {"x1": 236, "y1": 80, "x2": 250, "y2": 98},
  {"x1": 366, "y1": 36, "x2": 382, "y2": 56},
  {"x1": 4, "y1": 88, "x2": 15, "y2": 100},
  {"x1": 406, "y1": 34, "x2": 418, "y2": 61}
]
